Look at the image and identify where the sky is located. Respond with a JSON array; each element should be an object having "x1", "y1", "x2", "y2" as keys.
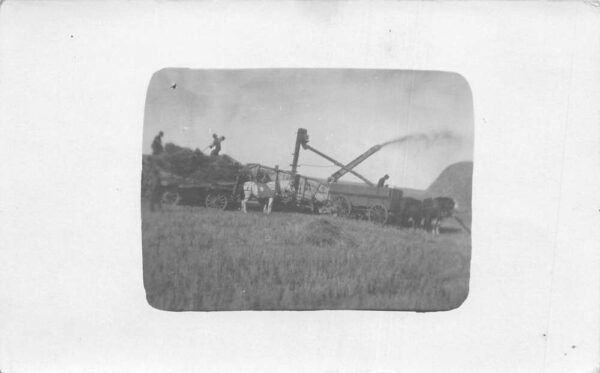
[{"x1": 143, "y1": 69, "x2": 473, "y2": 189}]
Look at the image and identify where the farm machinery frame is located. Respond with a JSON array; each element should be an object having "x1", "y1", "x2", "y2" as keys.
[{"x1": 289, "y1": 128, "x2": 416, "y2": 225}]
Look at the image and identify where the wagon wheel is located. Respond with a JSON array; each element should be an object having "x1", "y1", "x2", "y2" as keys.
[
  {"x1": 205, "y1": 192, "x2": 228, "y2": 210},
  {"x1": 331, "y1": 195, "x2": 352, "y2": 217},
  {"x1": 368, "y1": 204, "x2": 388, "y2": 225},
  {"x1": 161, "y1": 190, "x2": 181, "y2": 206}
]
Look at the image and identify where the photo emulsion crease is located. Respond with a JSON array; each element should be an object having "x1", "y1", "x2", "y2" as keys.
[{"x1": 141, "y1": 68, "x2": 473, "y2": 311}]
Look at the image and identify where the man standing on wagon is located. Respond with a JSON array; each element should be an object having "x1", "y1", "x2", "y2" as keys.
[{"x1": 377, "y1": 174, "x2": 389, "y2": 188}]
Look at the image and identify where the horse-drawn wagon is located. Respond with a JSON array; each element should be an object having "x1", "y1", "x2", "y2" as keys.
[
  {"x1": 327, "y1": 183, "x2": 404, "y2": 225},
  {"x1": 157, "y1": 163, "x2": 328, "y2": 213}
]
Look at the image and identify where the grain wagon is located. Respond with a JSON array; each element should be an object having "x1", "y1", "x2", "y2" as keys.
[{"x1": 327, "y1": 183, "x2": 405, "y2": 225}]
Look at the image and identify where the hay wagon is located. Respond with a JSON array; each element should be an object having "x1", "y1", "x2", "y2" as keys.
[
  {"x1": 145, "y1": 157, "x2": 245, "y2": 210},
  {"x1": 160, "y1": 178, "x2": 244, "y2": 210},
  {"x1": 327, "y1": 183, "x2": 404, "y2": 225}
]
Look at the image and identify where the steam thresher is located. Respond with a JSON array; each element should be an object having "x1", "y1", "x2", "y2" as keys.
[{"x1": 289, "y1": 128, "x2": 407, "y2": 225}]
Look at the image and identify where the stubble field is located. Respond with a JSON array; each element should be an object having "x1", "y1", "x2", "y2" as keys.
[{"x1": 142, "y1": 204, "x2": 471, "y2": 312}]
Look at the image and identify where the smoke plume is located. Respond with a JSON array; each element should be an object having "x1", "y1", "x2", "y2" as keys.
[{"x1": 380, "y1": 131, "x2": 459, "y2": 148}]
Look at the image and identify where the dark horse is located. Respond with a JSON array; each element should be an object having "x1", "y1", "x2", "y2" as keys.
[
  {"x1": 421, "y1": 197, "x2": 456, "y2": 235},
  {"x1": 398, "y1": 197, "x2": 423, "y2": 230}
]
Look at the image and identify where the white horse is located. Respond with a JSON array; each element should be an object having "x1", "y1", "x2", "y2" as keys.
[{"x1": 241, "y1": 179, "x2": 293, "y2": 214}]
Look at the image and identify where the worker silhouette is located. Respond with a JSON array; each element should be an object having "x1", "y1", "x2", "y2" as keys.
[
  {"x1": 377, "y1": 174, "x2": 389, "y2": 188},
  {"x1": 149, "y1": 165, "x2": 164, "y2": 212},
  {"x1": 151, "y1": 131, "x2": 164, "y2": 155},
  {"x1": 209, "y1": 134, "x2": 226, "y2": 156}
]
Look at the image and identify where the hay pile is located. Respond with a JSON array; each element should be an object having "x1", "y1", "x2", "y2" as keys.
[
  {"x1": 141, "y1": 143, "x2": 243, "y2": 198},
  {"x1": 301, "y1": 219, "x2": 342, "y2": 246}
]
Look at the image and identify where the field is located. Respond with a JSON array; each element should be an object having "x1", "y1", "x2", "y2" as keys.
[{"x1": 142, "y1": 203, "x2": 471, "y2": 312}]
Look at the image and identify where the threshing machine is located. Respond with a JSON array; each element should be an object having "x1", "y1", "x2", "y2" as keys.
[{"x1": 289, "y1": 128, "x2": 407, "y2": 224}]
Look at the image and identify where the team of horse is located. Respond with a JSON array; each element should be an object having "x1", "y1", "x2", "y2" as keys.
[{"x1": 398, "y1": 196, "x2": 458, "y2": 234}]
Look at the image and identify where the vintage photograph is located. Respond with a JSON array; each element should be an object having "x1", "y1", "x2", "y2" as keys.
[{"x1": 141, "y1": 68, "x2": 473, "y2": 311}]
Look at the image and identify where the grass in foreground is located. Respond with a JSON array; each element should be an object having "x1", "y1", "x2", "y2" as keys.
[{"x1": 142, "y1": 204, "x2": 471, "y2": 311}]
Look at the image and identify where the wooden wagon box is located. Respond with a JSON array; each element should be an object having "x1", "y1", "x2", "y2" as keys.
[
  {"x1": 328, "y1": 183, "x2": 403, "y2": 207},
  {"x1": 326, "y1": 183, "x2": 404, "y2": 224}
]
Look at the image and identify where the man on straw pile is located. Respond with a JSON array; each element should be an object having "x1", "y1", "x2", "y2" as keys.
[
  {"x1": 209, "y1": 133, "x2": 226, "y2": 156},
  {"x1": 152, "y1": 131, "x2": 164, "y2": 155}
]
